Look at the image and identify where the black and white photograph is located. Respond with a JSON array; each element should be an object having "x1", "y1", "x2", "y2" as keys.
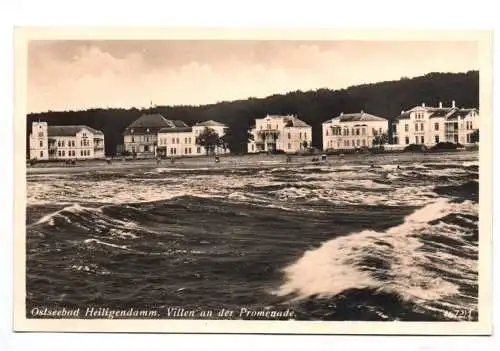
[{"x1": 14, "y1": 28, "x2": 492, "y2": 334}]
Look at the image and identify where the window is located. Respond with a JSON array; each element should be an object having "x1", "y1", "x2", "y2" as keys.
[
  {"x1": 435, "y1": 135, "x2": 440, "y2": 143},
  {"x1": 80, "y1": 150, "x2": 83, "y2": 156},
  {"x1": 420, "y1": 123, "x2": 424, "y2": 131},
  {"x1": 62, "y1": 150, "x2": 65, "y2": 156},
  {"x1": 421, "y1": 136, "x2": 425, "y2": 144},
  {"x1": 415, "y1": 123, "x2": 418, "y2": 131},
  {"x1": 362, "y1": 128, "x2": 366, "y2": 135},
  {"x1": 185, "y1": 137, "x2": 188, "y2": 144},
  {"x1": 82, "y1": 133, "x2": 87, "y2": 137},
  {"x1": 288, "y1": 143, "x2": 291, "y2": 149},
  {"x1": 172, "y1": 138, "x2": 175, "y2": 144},
  {"x1": 454, "y1": 135, "x2": 459, "y2": 143},
  {"x1": 40, "y1": 151, "x2": 43, "y2": 158},
  {"x1": 356, "y1": 139, "x2": 360, "y2": 146},
  {"x1": 131, "y1": 137, "x2": 135, "y2": 143},
  {"x1": 176, "y1": 138, "x2": 179, "y2": 144},
  {"x1": 415, "y1": 136, "x2": 419, "y2": 144},
  {"x1": 405, "y1": 124, "x2": 409, "y2": 132},
  {"x1": 356, "y1": 129, "x2": 360, "y2": 136},
  {"x1": 251, "y1": 145, "x2": 254, "y2": 151},
  {"x1": 299, "y1": 132, "x2": 302, "y2": 139},
  {"x1": 288, "y1": 133, "x2": 291, "y2": 139},
  {"x1": 185, "y1": 148, "x2": 188, "y2": 154},
  {"x1": 345, "y1": 140, "x2": 349, "y2": 147},
  {"x1": 434, "y1": 123, "x2": 439, "y2": 131},
  {"x1": 189, "y1": 137, "x2": 192, "y2": 144},
  {"x1": 39, "y1": 140, "x2": 43, "y2": 147},
  {"x1": 304, "y1": 133, "x2": 307, "y2": 139},
  {"x1": 197, "y1": 147, "x2": 201, "y2": 154},
  {"x1": 325, "y1": 130, "x2": 329, "y2": 136},
  {"x1": 345, "y1": 128, "x2": 349, "y2": 136},
  {"x1": 362, "y1": 139, "x2": 366, "y2": 146},
  {"x1": 405, "y1": 137, "x2": 409, "y2": 145}
]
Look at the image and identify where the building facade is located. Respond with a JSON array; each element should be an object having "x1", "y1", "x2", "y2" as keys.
[
  {"x1": 122, "y1": 114, "x2": 188, "y2": 158},
  {"x1": 391, "y1": 101, "x2": 479, "y2": 147},
  {"x1": 322, "y1": 111, "x2": 388, "y2": 151},
  {"x1": 247, "y1": 115, "x2": 312, "y2": 153},
  {"x1": 156, "y1": 120, "x2": 228, "y2": 157},
  {"x1": 29, "y1": 122, "x2": 105, "y2": 160}
]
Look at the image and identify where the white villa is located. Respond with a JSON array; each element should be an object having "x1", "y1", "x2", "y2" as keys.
[
  {"x1": 247, "y1": 115, "x2": 312, "y2": 153},
  {"x1": 322, "y1": 111, "x2": 388, "y2": 151},
  {"x1": 156, "y1": 120, "x2": 229, "y2": 157},
  {"x1": 29, "y1": 121, "x2": 105, "y2": 161},
  {"x1": 391, "y1": 101, "x2": 479, "y2": 147},
  {"x1": 122, "y1": 113, "x2": 188, "y2": 158}
]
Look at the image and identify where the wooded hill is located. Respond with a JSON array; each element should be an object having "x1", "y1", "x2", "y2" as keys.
[{"x1": 27, "y1": 70, "x2": 479, "y2": 155}]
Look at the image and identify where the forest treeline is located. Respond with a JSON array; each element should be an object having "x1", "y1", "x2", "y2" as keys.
[{"x1": 27, "y1": 71, "x2": 479, "y2": 155}]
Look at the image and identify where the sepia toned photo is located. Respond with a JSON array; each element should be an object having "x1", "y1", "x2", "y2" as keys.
[{"x1": 13, "y1": 28, "x2": 492, "y2": 334}]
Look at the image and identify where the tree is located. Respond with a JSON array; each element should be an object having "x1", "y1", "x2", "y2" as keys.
[
  {"x1": 195, "y1": 127, "x2": 221, "y2": 156},
  {"x1": 470, "y1": 129, "x2": 479, "y2": 143},
  {"x1": 373, "y1": 132, "x2": 389, "y2": 149}
]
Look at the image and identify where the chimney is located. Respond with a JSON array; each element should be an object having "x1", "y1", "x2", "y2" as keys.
[
  {"x1": 421, "y1": 102, "x2": 425, "y2": 107},
  {"x1": 340, "y1": 112, "x2": 343, "y2": 116},
  {"x1": 452, "y1": 100, "x2": 456, "y2": 108},
  {"x1": 401, "y1": 110, "x2": 405, "y2": 114},
  {"x1": 439, "y1": 102, "x2": 442, "y2": 108}
]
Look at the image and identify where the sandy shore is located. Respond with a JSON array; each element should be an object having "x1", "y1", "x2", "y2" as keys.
[{"x1": 25, "y1": 150, "x2": 477, "y2": 175}]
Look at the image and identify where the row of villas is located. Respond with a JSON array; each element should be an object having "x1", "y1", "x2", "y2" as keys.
[
  {"x1": 120, "y1": 113, "x2": 228, "y2": 158},
  {"x1": 28, "y1": 101, "x2": 479, "y2": 160}
]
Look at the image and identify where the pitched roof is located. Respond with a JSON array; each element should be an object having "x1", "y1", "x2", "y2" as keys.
[
  {"x1": 327, "y1": 112, "x2": 387, "y2": 123},
  {"x1": 395, "y1": 106, "x2": 478, "y2": 120},
  {"x1": 47, "y1": 125, "x2": 103, "y2": 137},
  {"x1": 158, "y1": 127, "x2": 193, "y2": 133},
  {"x1": 123, "y1": 114, "x2": 189, "y2": 135},
  {"x1": 126, "y1": 114, "x2": 172, "y2": 129},
  {"x1": 283, "y1": 116, "x2": 311, "y2": 128},
  {"x1": 171, "y1": 120, "x2": 189, "y2": 128},
  {"x1": 194, "y1": 120, "x2": 227, "y2": 127}
]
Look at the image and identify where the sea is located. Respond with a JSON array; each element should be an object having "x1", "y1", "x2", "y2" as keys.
[{"x1": 26, "y1": 151, "x2": 479, "y2": 321}]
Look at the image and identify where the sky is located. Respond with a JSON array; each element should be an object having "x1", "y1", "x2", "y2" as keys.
[{"x1": 27, "y1": 40, "x2": 479, "y2": 113}]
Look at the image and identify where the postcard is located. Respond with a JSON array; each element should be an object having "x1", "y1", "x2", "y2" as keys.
[{"x1": 13, "y1": 27, "x2": 492, "y2": 334}]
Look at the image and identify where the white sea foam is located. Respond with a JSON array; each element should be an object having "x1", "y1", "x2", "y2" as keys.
[
  {"x1": 83, "y1": 238, "x2": 129, "y2": 250},
  {"x1": 275, "y1": 198, "x2": 478, "y2": 317}
]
